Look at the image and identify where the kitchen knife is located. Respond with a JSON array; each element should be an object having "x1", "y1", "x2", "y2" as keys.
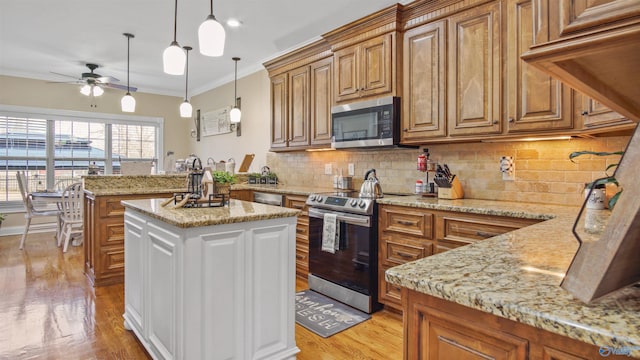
[{"x1": 443, "y1": 164, "x2": 452, "y2": 179}]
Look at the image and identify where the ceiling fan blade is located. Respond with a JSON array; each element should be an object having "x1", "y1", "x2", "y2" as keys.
[
  {"x1": 105, "y1": 83, "x2": 137, "y2": 92},
  {"x1": 47, "y1": 80, "x2": 82, "y2": 84},
  {"x1": 97, "y1": 76, "x2": 119, "y2": 83},
  {"x1": 50, "y1": 71, "x2": 80, "y2": 80}
]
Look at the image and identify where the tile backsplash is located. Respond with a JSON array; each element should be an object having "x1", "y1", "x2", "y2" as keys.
[{"x1": 267, "y1": 135, "x2": 631, "y2": 206}]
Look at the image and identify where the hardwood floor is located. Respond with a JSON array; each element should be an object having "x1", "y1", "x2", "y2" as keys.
[{"x1": 0, "y1": 232, "x2": 403, "y2": 359}]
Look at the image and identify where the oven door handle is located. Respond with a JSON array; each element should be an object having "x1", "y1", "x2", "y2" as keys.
[{"x1": 308, "y1": 207, "x2": 371, "y2": 227}]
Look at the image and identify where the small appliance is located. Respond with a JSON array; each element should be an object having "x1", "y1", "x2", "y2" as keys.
[{"x1": 331, "y1": 96, "x2": 400, "y2": 149}]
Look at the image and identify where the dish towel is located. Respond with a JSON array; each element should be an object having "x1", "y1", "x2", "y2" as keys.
[{"x1": 321, "y1": 213, "x2": 340, "y2": 254}]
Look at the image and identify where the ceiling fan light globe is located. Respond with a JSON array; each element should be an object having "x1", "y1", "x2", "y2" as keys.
[
  {"x1": 121, "y1": 93, "x2": 136, "y2": 113},
  {"x1": 163, "y1": 42, "x2": 186, "y2": 75},
  {"x1": 198, "y1": 15, "x2": 226, "y2": 57},
  {"x1": 230, "y1": 107, "x2": 241, "y2": 123},
  {"x1": 80, "y1": 84, "x2": 92, "y2": 96},
  {"x1": 92, "y1": 86, "x2": 104, "y2": 97},
  {"x1": 180, "y1": 100, "x2": 193, "y2": 118}
]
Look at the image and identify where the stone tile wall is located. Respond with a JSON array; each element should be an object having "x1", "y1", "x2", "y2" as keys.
[{"x1": 266, "y1": 135, "x2": 630, "y2": 206}]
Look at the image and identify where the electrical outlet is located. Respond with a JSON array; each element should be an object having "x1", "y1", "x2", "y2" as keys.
[
  {"x1": 500, "y1": 156, "x2": 515, "y2": 181},
  {"x1": 348, "y1": 163, "x2": 355, "y2": 176},
  {"x1": 324, "y1": 163, "x2": 332, "y2": 175}
]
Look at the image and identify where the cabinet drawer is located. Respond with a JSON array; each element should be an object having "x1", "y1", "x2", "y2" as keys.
[
  {"x1": 286, "y1": 195, "x2": 309, "y2": 217},
  {"x1": 383, "y1": 238, "x2": 433, "y2": 266},
  {"x1": 99, "y1": 246, "x2": 125, "y2": 273},
  {"x1": 98, "y1": 221, "x2": 125, "y2": 246},
  {"x1": 99, "y1": 197, "x2": 125, "y2": 218},
  {"x1": 380, "y1": 205, "x2": 434, "y2": 238},
  {"x1": 296, "y1": 243, "x2": 309, "y2": 277},
  {"x1": 440, "y1": 215, "x2": 537, "y2": 245}
]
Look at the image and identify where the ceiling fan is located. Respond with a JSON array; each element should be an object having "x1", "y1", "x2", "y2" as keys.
[{"x1": 50, "y1": 63, "x2": 137, "y2": 97}]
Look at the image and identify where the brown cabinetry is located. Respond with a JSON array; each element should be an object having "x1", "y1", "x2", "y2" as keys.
[
  {"x1": 506, "y1": 0, "x2": 574, "y2": 133},
  {"x1": 230, "y1": 189, "x2": 253, "y2": 201},
  {"x1": 84, "y1": 192, "x2": 173, "y2": 286},
  {"x1": 578, "y1": 94, "x2": 633, "y2": 129},
  {"x1": 404, "y1": 289, "x2": 629, "y2": 360},
  {"x1": 378, "y1": 204, "x2": 539, "y2": 311},
  {"x1": 447, "y1": 2, "x2": 502, "y2": 137},
  {"x1": 285, "y1": 194, "x2": 310, "y2": 279},
  {"x1": 267, "y1": 51, "x2": 333, "y2": 151},
  {"x1": 334, "y1": 33, "x2": 394, "y2": 103},
  {"x1": 402, "y1": 20, "x2": 447, "y2": 142}
]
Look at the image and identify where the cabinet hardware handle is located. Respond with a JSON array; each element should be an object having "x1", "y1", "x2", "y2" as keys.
[
  {"x1": 397, "y1": 220, "x2": 417, "y2": 226},
  {"x1": 296, "y1": 254, "x2": 304, "y2": 259},
  {"x1": 476, "y1": 231, "x2": 498, "y2": 238},
  {"x1": 437, "y1": 336, "x2": 494, "y2": 360},
  {"x1": 403, "y1": 128, "x2": 408, "y2": 132},
  {"x1": 581, "y1": 110, "x2": 588, "y2": 116},
  {"x1": 397, "y1": 251, "x2": 414, "y2": 259},
  {"x1": 508, "y1": 117, "x2": 515, "y2": 123},
  {"x1": 296, "y1": 228, "x2": 305, "y2": 234},
  {"x1": 492, "y1": 120, "x2": 498, "y2": 124}
]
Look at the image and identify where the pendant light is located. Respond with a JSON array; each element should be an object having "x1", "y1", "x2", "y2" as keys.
[
  {"x1": 180, "y1": 46, "x2": 193, "y2": 118},
  {"x1": 229, "y1": 57, "x2": 241, "y2": 123},
  {"x1": 163, "y1": 0, "x2": 186, "y2": 75},
  {"x1": 121, "y1": 33, "x2": 136, "y2": 113},
  {"x1": 198, "y1": 0, "x2": 226, "y2": 56}
]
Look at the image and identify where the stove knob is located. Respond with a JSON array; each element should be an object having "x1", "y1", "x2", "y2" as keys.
[
  {"x1": 316, "y1": 196, "x2": 323, "y2": 203},
  {"x1": 358, "y1": 199, "x2": 367, "y2": 208},
  {"x1": 350, "y1": 199, "x2": 358, "y2": 207},
  {"x1": 309, "y1": 195, "x2": 316, "y2": 202}
]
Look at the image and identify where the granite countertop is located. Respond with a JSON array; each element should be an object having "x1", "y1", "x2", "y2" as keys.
[
  {"x1": 121, "y1": 198, "x2": 300, "y2": 228},
  {"x1": 232, "y1": 183, "x2": 334, "y2": 196},
  {"x1": 382, "y1": 196, "x2": 640, "y2": 356},
  {"x1": 83, "y1": 174, "x2": 189, "y2": 196}
]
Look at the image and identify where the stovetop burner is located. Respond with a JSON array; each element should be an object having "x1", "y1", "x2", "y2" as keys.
[{"x1": 306, "y1": 190, "x2": 377, "y2": 215}]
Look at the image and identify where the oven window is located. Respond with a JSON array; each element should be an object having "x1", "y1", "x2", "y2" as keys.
[{"x1": 308, "y1": 217, "x2": 375, "y2": 295}]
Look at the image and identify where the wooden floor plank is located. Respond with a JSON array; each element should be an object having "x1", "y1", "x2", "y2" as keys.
[{"x1": 0, "y1": 232, "x2": 403, "y2": 359}]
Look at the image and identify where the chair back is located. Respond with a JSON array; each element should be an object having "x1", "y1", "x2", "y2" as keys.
[
  {"x1": 16, "y1": 171, "x2": 35, "y2": 213},
  {"x1": 60, "y1": 182, "x2": 83, "y2": 222}
]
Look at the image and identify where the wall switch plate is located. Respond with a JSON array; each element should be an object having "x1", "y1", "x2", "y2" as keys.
[
  {"x1": 500, "y1": 156, "x2": 515, "y2": 181},
  {"x1": 348, "y1": 163, "x2": 355, "y2": 176},
  {"x1": 325, "y1": 163, "x2": 332, "y2": 175}
]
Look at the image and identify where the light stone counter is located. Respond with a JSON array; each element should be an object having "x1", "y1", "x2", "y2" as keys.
[
  {"x1": 83, "y1": 174, "x2": 188, "y2": 196},
  {"x1": 121, "y1": 198, "x2": 300, "y2": 228},
  {"x1": 381, "y1": 196, "x2": 640, "y2": 357}
]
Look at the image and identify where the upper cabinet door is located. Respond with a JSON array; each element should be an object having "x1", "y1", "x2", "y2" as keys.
[
  {"x1": 506, "y1": 0, "x2": 574, "y2": 133},
  {"x1": 447, "y1": 2, "x2": 502, "y2": 137},
  {"x1": 310, "y1": 57, "x2": 333, "y2": 146},
  {"x1": 334, "y1": 46, "x2": 360, "y2": 102},
  {"x1": 359, "y1": 33, "x2": 393, "y2": 98},
  {"x1": 402, "y1": 20, "x2": 447, "y2": 143},
  {"x1": 288, "y1": 66, "x2": 310, "y2": 148},
  {"x1": 334, "y1": 33, "x2": 394, "y2": 103},
  {"x1": 579, "y1": 94, "x2": 632, "y2": 128},
  {"x1": 270, "y1": 73, "x2": 288, "y2": 149}
]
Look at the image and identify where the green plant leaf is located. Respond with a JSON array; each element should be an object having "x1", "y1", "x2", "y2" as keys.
[
  {"x1": 609, "y1": 189, "x2": 622, "y2": 209},
  {"x1": 568, "y1": 150, "x2": 624, "y2": 163}
]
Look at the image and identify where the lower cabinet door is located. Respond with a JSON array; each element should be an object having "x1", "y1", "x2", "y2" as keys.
[{"x1": 412, "y1": 304, "x2": 528, "y2": 360}]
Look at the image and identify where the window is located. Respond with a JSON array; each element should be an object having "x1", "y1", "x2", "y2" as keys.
[{"x1": 0, "y1": 105, "x2": 163, "y2": 211}]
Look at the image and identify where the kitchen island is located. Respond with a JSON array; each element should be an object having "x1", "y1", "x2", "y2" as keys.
[
  {"x1": 382, "y1": 197, "x2": 640, "y2": 359},
  {"x1": 122, "y1": 198, "x2": 301, "y2": 360}
]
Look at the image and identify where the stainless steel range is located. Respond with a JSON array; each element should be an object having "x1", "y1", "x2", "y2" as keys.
[{"x1": 306, "y1": 191, "x2": 381, "y2": 313}]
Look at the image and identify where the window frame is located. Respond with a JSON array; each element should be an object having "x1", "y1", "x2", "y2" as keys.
[{"x1": 0, "y1": 104, "x2": 164, "y2": 214}]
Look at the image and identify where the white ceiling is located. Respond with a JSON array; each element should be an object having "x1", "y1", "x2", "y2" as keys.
[{"x1": 0, "y1": 0, "x2": 404, "y2": 98}]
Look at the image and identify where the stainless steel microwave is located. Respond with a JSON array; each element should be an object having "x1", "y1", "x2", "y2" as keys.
[{"x1": 331, "y1": 96, "x2": 400, "y2": 149}]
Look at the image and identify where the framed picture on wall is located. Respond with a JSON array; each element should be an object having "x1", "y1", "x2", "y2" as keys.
[{"x1": 201, "y1": 106, "x2": 232, "y2": 136}]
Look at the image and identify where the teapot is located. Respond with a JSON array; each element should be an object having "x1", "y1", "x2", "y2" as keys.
[{"x1": 359, "y1": 169, "x2": 383, "y2": 199}]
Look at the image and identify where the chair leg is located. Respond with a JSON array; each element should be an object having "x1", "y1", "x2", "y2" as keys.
[
  {"x1": 62, "y1": 224, "x2": 72, "y2": 253},
  {"x1": 57, "y1": 218, "x2": 64, "y2": 247},
  {"x1": 19, "y1": 217, "x2": 32, "y2": 250}
]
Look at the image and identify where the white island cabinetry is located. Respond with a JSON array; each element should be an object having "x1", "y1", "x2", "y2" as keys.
[{"x1": 122, "y1": 199, "x2": 301, "y2": 360}]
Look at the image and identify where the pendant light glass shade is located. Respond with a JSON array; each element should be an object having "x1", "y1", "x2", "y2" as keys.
[
  {"x1": 92, "y1": 85, "x2": 104, "y2": 97},
  {"x1": 180, "y1": 100, "x2": 193, "y2": 118},
  {"x1": 230, "y1": 57, "x2": 241, "y2": 123},
  {"x1": 198, "y1": 14, "x2": 226, "y2": 56},
  {"x1": 80, "y1": 84, "x2": 92, "y2": 96},
  {"x1": 163, "y1": 0, "x2": 185, "y2": 75},
  {"x1": 163, "y1": 41, "x2": 186, "y2": 75},
  {"x1": 122, "y1": 33, "x2": 136, "y2": 113},
  {"x1": 121, "y1": 93, "x2": 136, "y2": 112}
]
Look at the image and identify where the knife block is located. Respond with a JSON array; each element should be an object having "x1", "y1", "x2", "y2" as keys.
[{"x1": 438, "y1": 177, "x2": 464, "y2": 199}]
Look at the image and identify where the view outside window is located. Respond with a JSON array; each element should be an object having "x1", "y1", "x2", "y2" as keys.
[{"x1": 0, "y1": 115, "x2": 159, "y2": 204}]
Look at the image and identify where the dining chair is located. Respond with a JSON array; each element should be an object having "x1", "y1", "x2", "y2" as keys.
[
  {"x1": 57, "y1": 182, "x2": 84, "y2": 252},
  {"x1": 16, "y1": 171, "x2": 62, "y2": 250}
]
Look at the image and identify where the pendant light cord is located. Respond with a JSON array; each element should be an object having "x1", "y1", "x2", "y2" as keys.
[
  {"x1": 185, "y1": 49, "x2": 189, "y2": 100},
  {"x1": 126, "y1": 35, "x2": 130, "y2": 93},
  {"x1": 173, "y1": 0, "x2": 179, "y2": 42},
  {"x1": 232, "y1": 57, "x2": 240, "y2": 106},
  {"x1": 209, "y1": 0, "x2": 213, "y2": 15}
]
